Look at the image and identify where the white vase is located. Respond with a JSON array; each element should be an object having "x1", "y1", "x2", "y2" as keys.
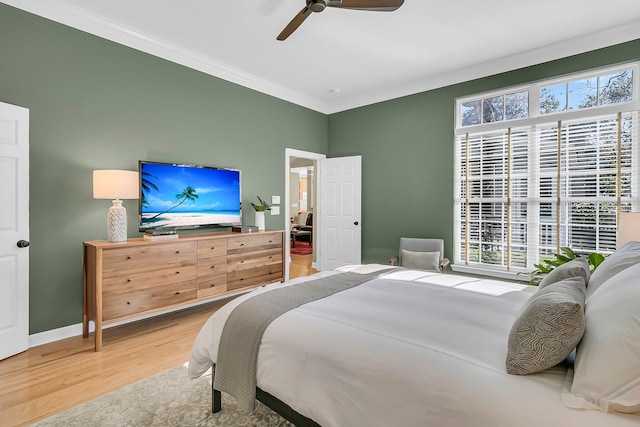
[{"x1": 255, "y1": 211, "x2": 266, "y2": 231}]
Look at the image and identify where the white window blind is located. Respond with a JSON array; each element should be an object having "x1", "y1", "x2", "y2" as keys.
[{"x1": 454, "y1": 64, "x2": 639, "y2": 273}]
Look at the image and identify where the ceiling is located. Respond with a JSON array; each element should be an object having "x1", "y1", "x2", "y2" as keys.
[{"x1": 5, "y1": 0, "x2": 640, "y2": 114}]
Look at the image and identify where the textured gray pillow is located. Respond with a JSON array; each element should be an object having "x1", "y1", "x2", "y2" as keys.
[
  {"x1": 401, "y1": 249, "x2": 440, "y2": 271},
  {"x1": 506, "y1": 276, "x2": 586, "y2": 375},
  {"x1": 538, "y1": 257, "x2": 590, "y2": 290}
]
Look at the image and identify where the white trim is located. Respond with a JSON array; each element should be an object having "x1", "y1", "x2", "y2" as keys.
[
  {"x1": 4, "y1": 0, "x2": 640, "y2": 114},
  {"x1": 450, "y1": 264, "x2": 529, "y2": 283},
  {"x1": 284, "y1": 149, "x2": 326, "y2": 281},
  {"x1": 28, "y1": 288, "x2": 255, "y2": 348},
  {"x1": 326, "y1": 22, "x2": 640, "y2": 113},
  {"x1": 29, "y1": 323, "x2": 87, "y2": 348},
  {"x1": 455, "y1": 62, "x2": 640, "y2": 134}
]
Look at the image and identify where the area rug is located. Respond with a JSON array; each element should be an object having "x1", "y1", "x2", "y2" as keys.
[
  {"x1": 30, "y1": 362, "x2": 292, "y2": 427},
  {"x1": 290, "y1": 241, "x2": 313, "y2": 255}
]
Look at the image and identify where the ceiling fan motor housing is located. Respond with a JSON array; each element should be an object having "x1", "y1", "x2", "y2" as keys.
[{"x1": 309, "y1": 0, "x2": 328, "y2": 12}]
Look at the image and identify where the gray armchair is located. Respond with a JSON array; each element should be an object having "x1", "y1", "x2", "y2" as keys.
[{"x1": 389, "y1": 237, "x2": 449, "y2": 272}]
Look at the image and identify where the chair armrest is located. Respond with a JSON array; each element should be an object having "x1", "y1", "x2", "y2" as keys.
[{"x1": 389, "y1": 255, "x2": 398, "y2": 266}]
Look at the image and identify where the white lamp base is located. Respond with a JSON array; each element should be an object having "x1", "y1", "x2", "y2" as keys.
[{"x1": 107, "y1": 199, "x2": 127, "y2": 243}]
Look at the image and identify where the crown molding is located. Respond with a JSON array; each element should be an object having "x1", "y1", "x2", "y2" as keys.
[
  {"x1": 326, "y1": 21, "x2": 640, "y2": 113},
  {"x1": 2, "y1": 0, "x2": 330, "y2": 113}
]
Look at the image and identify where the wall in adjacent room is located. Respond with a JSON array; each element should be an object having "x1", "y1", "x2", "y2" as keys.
[
  {"x1": 0, "y1": 4, "x2": 328, "y2": 334},
  {"x1": 328, "y1": 39, "x2": 640, "y2": 264}
]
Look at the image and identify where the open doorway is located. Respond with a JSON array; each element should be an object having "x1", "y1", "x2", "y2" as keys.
[{"x1": 284, "y1": 149, "x2": 325, "y2": 280}]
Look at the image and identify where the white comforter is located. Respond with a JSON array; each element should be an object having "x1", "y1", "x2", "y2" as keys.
[{"x1": 189, "y1": 265, "x2": 640, "y2": 427}]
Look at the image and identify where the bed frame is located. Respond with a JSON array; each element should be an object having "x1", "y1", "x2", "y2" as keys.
[{"x1": 212, "y1": 386, "x2": 321, "y2": 427}]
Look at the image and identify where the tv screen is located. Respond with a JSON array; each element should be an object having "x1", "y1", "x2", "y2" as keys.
[{"x1": 138, "y1": 161, "x2": 241, "y2": 232}]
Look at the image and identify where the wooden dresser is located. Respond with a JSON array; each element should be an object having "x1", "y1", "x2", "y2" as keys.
[{"x1": 83, "y1": 230, "x2": 284, "y2": 351}]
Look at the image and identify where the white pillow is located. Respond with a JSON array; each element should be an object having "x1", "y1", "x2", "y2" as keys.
[
  {"x1": 563, "y1": 262, "x2": 640, "y2": 413},
  {"x1": 401, "y1": 250, "x2": 440, "y2": 271},
  {"x1": 586, "y1": 241, "x2": 640, "y2": 301},
  {"x1": 294, "y1": 212, "x2": 308, "y2": 225}
]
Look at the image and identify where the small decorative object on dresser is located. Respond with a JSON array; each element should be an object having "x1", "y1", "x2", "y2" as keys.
[
  {"x1": 251, "y1": 196, "x2": 271, "y2": 231},
  {"x1": 83, "y1": 230, "x2": 285, "y2": 351},
  {"x1": 93, "y1": 170, "x2": 139, "y2": 243}
]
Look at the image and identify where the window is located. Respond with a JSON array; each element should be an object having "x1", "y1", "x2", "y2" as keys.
[{"x1": 454, "y1": 64, "x2": 639, "y2": 274}]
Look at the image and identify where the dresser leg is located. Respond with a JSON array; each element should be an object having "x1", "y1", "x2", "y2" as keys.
[{"x1": 95, "y1": 320, "x2": 102, "y2": 351}]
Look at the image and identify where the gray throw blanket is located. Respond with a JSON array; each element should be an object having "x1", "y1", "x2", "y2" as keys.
[{"x1": 213, "y1": 269, "x2": 392, "y2": 412}]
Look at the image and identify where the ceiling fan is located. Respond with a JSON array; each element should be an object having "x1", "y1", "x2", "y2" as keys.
[{"x1": 277, "y1": 0, "x2": 405, "y2": 41}]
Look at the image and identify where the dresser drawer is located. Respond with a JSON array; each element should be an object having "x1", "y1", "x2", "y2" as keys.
[
  {"x1": 197, "y1": 279, "x2": 227, "y2": 299},
  {"x1": 103, "y1": 282, "x2": 196, "y2": 320},
  {"x1": 102, "y1": 261, "x2": 197, "y2": 296},
  {"x1": 227, "y1": 233, "x2": 283, "y2": 254},
  {"x1": 102, "y1": 241, "x2": 197, "y2": 271},
  {"x1": 197, "y1": 238, "x2": 228, "y2": 259},
  {"x1": 227, "y1": 263, "x2": 283, "y2": 291},
  {"x1": 197, "y1": 256, "x2": 227, "y2": 281},
  {"x1": 227, "y1": 250, "x2": 282, "y2": 273}
]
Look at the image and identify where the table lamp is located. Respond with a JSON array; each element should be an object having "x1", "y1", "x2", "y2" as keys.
[
  {"x1": 93, "y1": 170, "x2": 139, "y2": 243},
  {"x1": 617, "y1": 212, "x2": 640, "y2": 249}
]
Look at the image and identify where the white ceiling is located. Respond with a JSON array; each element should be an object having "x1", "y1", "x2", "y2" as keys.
[{"x1": 5, "y1": 0, "x2": 640, "y2": 113}]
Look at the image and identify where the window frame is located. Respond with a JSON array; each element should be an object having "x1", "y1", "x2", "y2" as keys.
[{"x1": 453, "y1": 62, "x2": 640, "y2": 279}]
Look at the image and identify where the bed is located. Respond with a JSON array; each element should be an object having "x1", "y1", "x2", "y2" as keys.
[{"x1": 188, "y1": 242, "x2": 640, "y2": 427}]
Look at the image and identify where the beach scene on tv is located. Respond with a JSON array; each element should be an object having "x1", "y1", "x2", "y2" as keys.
[{"x1": 140, "y1": 162, "x2": 241, "y2": 230}]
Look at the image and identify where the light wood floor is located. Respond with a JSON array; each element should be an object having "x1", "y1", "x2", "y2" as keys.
[{"x1": 0, "y1": 254, "x2": 317, "y2": 427}]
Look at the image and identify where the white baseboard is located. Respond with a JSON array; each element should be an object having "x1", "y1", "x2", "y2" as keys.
[
  {"x1": 27, "y1": 288, "x2": 254, "y2": 348},
  {"x1": 29, "y1": 322, "x2": 91, "y2": 348}
]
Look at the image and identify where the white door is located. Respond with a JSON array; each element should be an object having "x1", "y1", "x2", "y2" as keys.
[
  {"x1": 318, "y1": 156, "x2": 362, "y2": 271},
  {"x1": 0, "y1": 101, "x2": 30, "y2": 360}
]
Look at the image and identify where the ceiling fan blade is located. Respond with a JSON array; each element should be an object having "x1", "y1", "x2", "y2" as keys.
[
  {"x1": 328, "y1": 0, "x2": 404, "y2": 11},
  {"x1": 277, "y1": 6, "x2": 313, "y2": 41}
]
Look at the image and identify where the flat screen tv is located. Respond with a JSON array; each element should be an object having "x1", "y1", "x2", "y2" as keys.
[{"x1": 138, "y1": 160, "x2": 241, "y2": 232}]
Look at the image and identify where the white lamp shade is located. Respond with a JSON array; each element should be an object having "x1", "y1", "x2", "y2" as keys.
[
  {"x1": 618, "y1": 212, "x2": 640, "y2": 249},
  {"x1": 93, "y1": 170, "x2": 139, "y2": 199}
]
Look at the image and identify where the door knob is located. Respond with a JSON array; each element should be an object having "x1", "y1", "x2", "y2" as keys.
[
  {"x1": 354, "y1": 221, "x2": 359, "y2": 226},
  {"x1": 17, "y1": 240, "x2": 30, "y2": 248}
]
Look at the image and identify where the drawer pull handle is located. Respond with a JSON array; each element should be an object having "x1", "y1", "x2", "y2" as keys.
[
  {"x1": 210, "y1": 284, "x2": 215, "y2": 287},
  {"x1": 127, "y1": 279, "x2": 131, "y2": 282},
  {"x1": 175, "y1": 271, "x2": 180, "y2": 274},
  {"x1": 211, "y1": 247, "x2": 215, "y2": 250},
  {"x1": 210, "y1": 266, "x2": 215, "y2": 269},
  {"x1": 127, "y1": 301, "x2": 131, "y2": 305},
  {"x1": 175, "y1": 251, "x2": 180, "y2": 254},
  {"x1": 240, "y1": 260, "x2": 245, "y2": 264},
  {"x1": 175, "y1": 291, "x2": 181, "y2": 295},
  {"x1": 126, "y1": 256, "x2": 132, "y2": 260}
]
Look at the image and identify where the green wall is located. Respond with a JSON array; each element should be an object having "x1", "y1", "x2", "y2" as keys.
[
  {"x1": 0, "y1": 4, "x2": 328, "y2": 334},
  {"x1": 3, "y1": 3, "x2": 639, "y2": 336},
  {"x1": 328, "y1": 39, "x2": 640, "y2": 265}
]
